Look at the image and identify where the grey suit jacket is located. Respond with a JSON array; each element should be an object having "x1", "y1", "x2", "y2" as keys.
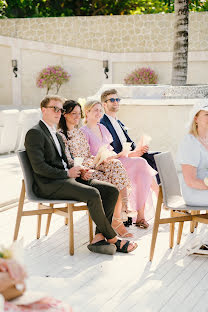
[{"x1": 24, "y1": 120, "x2": 72, "y2": 197}]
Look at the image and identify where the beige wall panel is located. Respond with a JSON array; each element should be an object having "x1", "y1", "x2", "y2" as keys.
[
  {"x1": 112, "y1": 62, "x2": 172, "y2": 84},
  {"x1": 187, "y1": 62, "x2": 208, "y2": 85},
  {"x1": 21, "y1": 49, "x2": 61, "y2": 107},
  {"x1": 61, "y1": 55, "x2": 104, "y2": 100},
  {"x1": 0, "y1": 45, "x2": 12, "y2": 106},
  {"x1": 21, "y1": 49, "x2": 103, "y2": 107},
  {"x1": 118, "y1": 104, "x2": 191, "y2": 160}
]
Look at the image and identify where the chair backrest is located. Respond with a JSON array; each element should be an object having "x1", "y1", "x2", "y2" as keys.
[
  {"x1": 154, "y1": 152, "x2": 182, "y2": 206},
  {"x1": 17, "y1": 150, "x2": 38, "y2": 201},
  {"x1": 0, "y1": 109, "x2": 20, "y2": 154}
]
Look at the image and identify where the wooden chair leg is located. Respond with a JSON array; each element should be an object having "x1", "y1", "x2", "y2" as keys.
[
  {"x1": 45, "y1": 204, "x2": 53, "y2": 236},
  {"x1": 149, "y1": 187, "x2": 163, "y2": 261},
  {"x1": 194, "y1": 211, "x2": 200, "y2": 228},
  {"x1": 13, "y1": 180, "x2": 25, "y2": 241},
  {"x1": 45, "y1": 214, "x2": 52, "y2": 236},
  {"x1": 177, "y1": 222, "x2": 184, "y2": 245},
  {"x1": 64, "y1": 203, "x2": 68, "y2": 225},
  {"x1": 37, "y1": 203, "x2": 42, "y2": 239},
  {"x1": 190, "y1": 211, "x2": 197, "y2": 233},
  {"x1": 68, "y1": 204, "x2": 74, "y2": 256},
  {"x1": 169, "y1": 210, "x2": 175, "y2": 248},
  {"x1": 88, "y1": 213, "x2": 93, "y2": 243}
]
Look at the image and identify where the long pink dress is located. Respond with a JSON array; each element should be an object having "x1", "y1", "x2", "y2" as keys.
[{"x1": 81, "y1": 124, "x2": 157, "y2": 219}]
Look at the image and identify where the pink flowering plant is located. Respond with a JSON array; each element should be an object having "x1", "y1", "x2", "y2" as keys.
[
  {"x1": 36, "y1": 65, "x2": 70, "y2": 94},
  {"x1": 124, "y1": 67, "x2": 158, "y2": 85}
]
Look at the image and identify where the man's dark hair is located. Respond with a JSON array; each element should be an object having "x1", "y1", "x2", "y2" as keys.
[{"x1": 101, "y1": 89, "x2": 117, "y2": 103}]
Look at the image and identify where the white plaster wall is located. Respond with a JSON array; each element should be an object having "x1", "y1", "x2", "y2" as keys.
[
  {"x1": 113, "y1": 61, "x2": 208, "y2": 85},
  {"x1": 0, "y1": 45, "x2": 12, "y2": 106},
  {"x1": 61, "y1": 55, "x2": 104, "y2": 101},
  {"x1": 187, "y1": 61, "x2": 208, "y2": 85},
  {"x1": 117, "y1": 102, "x2": 192, "y2": 161},
  {"x1": 21, "y1": 49, "x2": 104, "y2": 107},
  {"x1": 112, "y1": 61, "x2": 172, "y2": 84}
]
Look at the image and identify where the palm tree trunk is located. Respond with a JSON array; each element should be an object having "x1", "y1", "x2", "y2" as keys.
[{"x1": 171, "y1": 0, "x2": 189, "y2": 86}]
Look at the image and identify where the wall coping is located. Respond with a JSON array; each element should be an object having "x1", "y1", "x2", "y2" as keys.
[{"x1": 1, "y1": 35, "x2": 208, "y2": 63}]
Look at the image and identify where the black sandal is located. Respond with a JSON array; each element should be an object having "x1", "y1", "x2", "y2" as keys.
[
  {"x1": 87, "y1": 240, "x2": 116, "y2": 255},
  {"x1": 115, "y1": 239, "x2": 138, "y2": 253},
  {"x1": 123, "y1": 217, "x2": 133, "y2": 227}
]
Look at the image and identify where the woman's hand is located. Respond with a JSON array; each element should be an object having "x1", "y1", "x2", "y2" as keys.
[
  {"x1": 81, "y1": 168, "x2": 93, "y2": 180},
  {"x1": 129, "y1": 145, "x2": 149, "y2": 157},
  {"x1": 141, "y1": 145, "x2": 149, "y2": 154},
  {"x1": 0, "y1": 259, "x2": 26, "y2": 282}
]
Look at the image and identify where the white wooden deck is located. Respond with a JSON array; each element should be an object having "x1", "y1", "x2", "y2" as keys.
[{"x1": 1, "y1": 154, "x2": 208, "y2": 312}]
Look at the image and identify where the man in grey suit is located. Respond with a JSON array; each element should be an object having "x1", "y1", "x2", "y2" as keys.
[{"x1": 25, "y1": 95, "x2": 137, "y2": 254}]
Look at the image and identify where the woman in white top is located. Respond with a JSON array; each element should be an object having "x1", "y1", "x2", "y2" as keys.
[{"x1": 178, "y1": 101, "x2": 208, "y2": 206}]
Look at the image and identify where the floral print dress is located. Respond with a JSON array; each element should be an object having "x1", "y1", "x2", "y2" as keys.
[{"x1": 58, "y1": 128, "x2": 130, "y2": 192}]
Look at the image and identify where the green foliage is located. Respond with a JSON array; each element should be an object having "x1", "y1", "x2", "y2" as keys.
[
  {"x1": 3, "y1": 0, "x2": 208, "y2": 17},
  {"x1": 0, "y1": 0, "x2": 7, "y2": 17}
]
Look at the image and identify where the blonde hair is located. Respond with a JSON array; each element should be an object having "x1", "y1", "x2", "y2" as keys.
[
  {"x1": 83, "y1": 100, "x2": 102, "y2": 124},
  {"x1": 189, "y1": 111, "x2": 200, "y2": 137}
]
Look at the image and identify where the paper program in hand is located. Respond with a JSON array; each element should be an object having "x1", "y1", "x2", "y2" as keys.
[
  {"x1": 93, "y1": 145, "x2": 116, "y2": 167},
  {"x1": 121, "y1": 142, "x2": 132, "y2": 157},
  {"x1": 74, "y1": 157, "x2": 84, "y2": 167},
  {"x1": 136, "y1": 134, "x2": 152, "y2": 150}
]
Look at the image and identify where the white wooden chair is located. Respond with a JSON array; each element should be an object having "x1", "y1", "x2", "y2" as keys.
[
  {"x1": 14, "y1": 150, "x2": 93, "y2": 255},
  {"x1": 149, "y1": 152, "x2": 208, "y2": 261},
  {"x1": 0, "y1": 109, "x2": 19, "y2": 154}
]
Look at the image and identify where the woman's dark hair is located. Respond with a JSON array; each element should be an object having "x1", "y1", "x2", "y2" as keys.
[{"x1": 58, "y1": 100, "x2": 83, "y2": 139}]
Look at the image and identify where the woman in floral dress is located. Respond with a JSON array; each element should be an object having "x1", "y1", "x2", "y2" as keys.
[{"x1": 58, "y1": 100, "x2": 133, "y2": 238}]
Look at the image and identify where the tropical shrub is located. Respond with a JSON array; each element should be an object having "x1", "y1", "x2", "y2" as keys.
[{"x1": 124, "y1": 67, "x2": 158, "y2": 85}]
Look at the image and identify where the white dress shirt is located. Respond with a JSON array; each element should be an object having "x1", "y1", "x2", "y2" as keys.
[
  {"x1": 41, "y1": 119, "x2": 68, "y2": 170},
  {"x1": 105, "y1": 114, "x2": 127, "y2": 146}
]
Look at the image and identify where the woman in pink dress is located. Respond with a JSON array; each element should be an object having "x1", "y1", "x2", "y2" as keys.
[{"x1": 81, "y1": 100, "x2": 158, "y2": 228}]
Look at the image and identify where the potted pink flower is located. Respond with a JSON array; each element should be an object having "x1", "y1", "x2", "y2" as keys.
[
  {"x1": 124, "y1": 67, "x2": 158, "y2": 85},
  {"x1": 36, "y1": 65, "x2": 70, "y2": 94}
]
